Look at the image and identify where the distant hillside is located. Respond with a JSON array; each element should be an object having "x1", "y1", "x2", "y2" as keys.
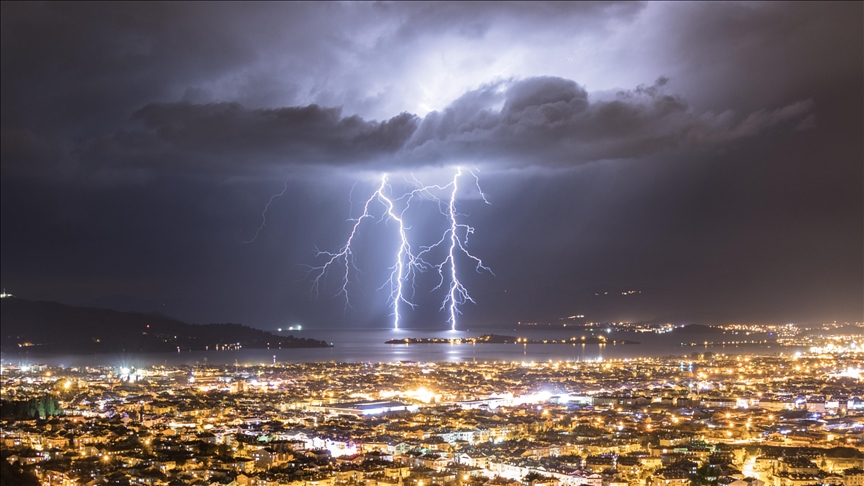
[
  {"x1": 0, "y1": 298, "x2": 331, "y2": 355},
  {"x1": 79, "y1": 294, "x2": 197, "y2": 322}
]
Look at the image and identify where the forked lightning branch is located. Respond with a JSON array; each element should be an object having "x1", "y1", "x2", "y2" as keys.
[{"x1": 304, "y1": 167, "x2": 493, "y2": 330}]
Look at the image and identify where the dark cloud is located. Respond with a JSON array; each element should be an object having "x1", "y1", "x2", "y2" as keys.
[
  {"x1": 87, "y1": 103, "x2": 419, "y2": 173},
  {"x1": 407, "y1": 77, "x2": 814, "y2": 167},
  {"x1": 67, "y1": 76, "x2": 814, "y2": 177}
]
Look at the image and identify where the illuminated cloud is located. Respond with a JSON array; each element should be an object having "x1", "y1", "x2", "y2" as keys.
[
  {"x1": 76, "y1": 76, "x2": 813, "y2": 177},
  {"x1": 405, "y1": 76, "x2": 815, "y2": 167}
]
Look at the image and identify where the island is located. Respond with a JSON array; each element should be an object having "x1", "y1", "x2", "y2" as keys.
[
  {"x1": 0, "y1": 297, "x2": 332, "y2": 355},
  {"x1": 385, "y1": 334, "x2": 640, "y2": 345}
]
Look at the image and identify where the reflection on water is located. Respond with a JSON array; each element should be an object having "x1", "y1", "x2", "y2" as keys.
[{"x1": 1, "y1": 328, "x2": 799, "y2": 368}]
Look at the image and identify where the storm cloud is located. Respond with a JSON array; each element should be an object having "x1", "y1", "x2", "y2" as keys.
[
  {"x1": 71, "y1": 76, "x2": 814, "y2": 177},
  {"x1": 80, "y1": 103, "x2": 420, "y2": 175},
  {"x1": 1, "y1": 2, "x2": 860, "y2": 327},
  {"x1": 406, "y1": 76, "x2": 815, "y2": 166}
]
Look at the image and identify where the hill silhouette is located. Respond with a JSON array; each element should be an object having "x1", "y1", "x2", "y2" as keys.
[{"x1": 0, "y1": 297, "x2": 330, "y2": 355}]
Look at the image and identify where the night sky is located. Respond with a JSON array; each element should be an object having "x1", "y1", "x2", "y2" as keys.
[{"x1": 1, "y1": 2, "x2": 862, "y2": 329}]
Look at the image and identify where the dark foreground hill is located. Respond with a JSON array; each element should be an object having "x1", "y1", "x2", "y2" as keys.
[{"x1": 0, "y1": 298, "x2": 331, "y2": 355}]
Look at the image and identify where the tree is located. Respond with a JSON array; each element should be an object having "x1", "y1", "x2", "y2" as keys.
[
  {"x1": 523, "y1": 472, "x2": 553, "y2": 485},
  {"x1": 0, "y1": 459, "x2": 40, "y2": 486},
  {"x1": 0, "y1": 396, "x2": 61, "y2": 419},
  {"x1": 35, "y1": 399, "x2": 45, "y2": 419},
  {"x1": 690, "y1": 464, "x2": 722, "y2": 486}
]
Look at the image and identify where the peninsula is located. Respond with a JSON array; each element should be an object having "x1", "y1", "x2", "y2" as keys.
[{"x1": 0, "y1": 298, "x2": 332, "y2": 355}]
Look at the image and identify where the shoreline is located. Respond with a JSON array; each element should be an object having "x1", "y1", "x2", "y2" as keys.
[{"x1": 385, "y1": 334, "x2": 641, "y2": 345}]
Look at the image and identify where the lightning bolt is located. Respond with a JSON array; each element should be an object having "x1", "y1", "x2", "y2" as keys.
[
  {"x1": 377, "y1": 183, "x2": 422, "y2": 329},
  {"x1": 306, "y1": 168, "x2": 492, "y2": 330},
  {"x1": 422, "y1": 167, "x2": 493, "y2": 329},
  {"x1": 241, "y1": 181, "x2": 289, "y2": 244},
  {"x1": 306, "y1": 177, "x2": 385, "y2": 308},
  {"x1": 306, "y1": 175, "x2": 424, "y2": 328}
]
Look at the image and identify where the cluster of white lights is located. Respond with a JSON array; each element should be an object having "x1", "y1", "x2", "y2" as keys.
[{"x1": 809, "y1": 341, "x2": 863, "y2": 354}]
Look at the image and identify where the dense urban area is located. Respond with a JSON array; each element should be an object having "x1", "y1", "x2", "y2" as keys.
[{"x1": 1, "y1": 330, "x2": 863, "y2": 486}]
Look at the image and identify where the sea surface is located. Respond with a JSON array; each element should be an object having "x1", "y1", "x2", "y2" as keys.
[{"x1": 1, "y1": 328, "x2": 805, "y2": 368}]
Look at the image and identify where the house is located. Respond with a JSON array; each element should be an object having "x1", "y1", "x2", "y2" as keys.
[
  {"x1": 385, "y1": 466, "x2": 411, "y2": 479},
  {"x1": 617, "y1": 456, "x2": 643, "y2": 478},
  {"x1": 778, "y1": 457, "x2": 819, "y2": 475},
  {"x1": 843, "y1": 468, "x2": 864, "y2": 486},
  {"x1": 824, "y1": 450, "x2": 864, "y2": 472},
  {"x1": 726, "y1": 478, "x2": 765, "y2": 486},
  {"x1": 251, "y1": 447, "x2": 292, "y2": 470},
  {"x1": 416, "y1": 453, "x2": 450, "y2": 471},
  {"x1": 648, "y1": 467, "x2": 690, "y2": 486},
  {"x1": 584, "y1": 456, "x2": 616, "y2": 473},
  {"x1": 772, "y1": 472, "x2": 826, "y2": 486},
  {"x1": 702, "y1": 398, "x2": 738, "y2": 409},
  {"x1": 458, "y1": 452, "x2": 491, "y2": 469},
  {"x1": 336, "y1": 470, "x2": 366, "y2": 483}
]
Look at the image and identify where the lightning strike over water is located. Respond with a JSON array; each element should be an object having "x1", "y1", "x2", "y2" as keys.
[
  {"x1": 302, "y1": 167, "x2": 492, "y2": 329},
  {"x1": 422, "y1": 168, "x2": 494, "y2": 329},
  {"x1": 376, "y1": 177, "x2": 423, "y2": 329}
]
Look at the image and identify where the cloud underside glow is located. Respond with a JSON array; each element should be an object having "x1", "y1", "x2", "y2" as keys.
[{"x1": 81, "y1": 76, "x2": 814, "y2": 177}]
